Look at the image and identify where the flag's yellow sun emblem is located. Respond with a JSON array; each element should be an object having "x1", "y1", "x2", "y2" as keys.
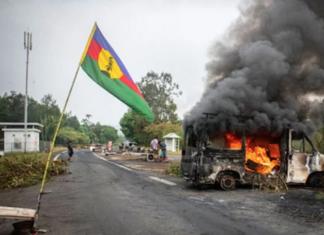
[{"x1": 98, "y1": 48, "x2": 123, "y2": 79}]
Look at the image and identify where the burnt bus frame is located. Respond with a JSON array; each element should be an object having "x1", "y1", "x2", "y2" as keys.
[
  {"x1": 182, "y1": 121, "x2": 324, "y2": 188},
  {"x1": 181, "y1": 124, "x2": 247, "y2": 183}
]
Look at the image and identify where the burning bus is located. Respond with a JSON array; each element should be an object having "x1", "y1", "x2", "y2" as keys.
[
  {"x1": 180, "y1": 0, "x2": 324, "y2": 190},
  {"x1": 181, "y1": 115, "x2": 324, "y2": 190}
]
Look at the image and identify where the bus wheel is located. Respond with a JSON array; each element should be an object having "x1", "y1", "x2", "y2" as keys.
[
  {"x1": 309, "y1": 174, "x2": 324, "y2": 187},
  {"x1": 220, "y1": 175, "x2": 236, "y2": 191}
]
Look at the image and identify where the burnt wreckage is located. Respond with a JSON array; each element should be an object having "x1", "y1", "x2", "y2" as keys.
[
  {"x1": 180, "y1": 0, "x2": 324, "y2": 191},
  {"x1": 181, "y1": 114, "x2": 324, "y2": 190}
]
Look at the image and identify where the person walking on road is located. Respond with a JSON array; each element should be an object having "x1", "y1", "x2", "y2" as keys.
[
  {"x1": 150, "y1": 137, "x2": 159, "y2": 160},
  {"x1": 67, "y1": 141, "x2": 74, "y2": 162}
]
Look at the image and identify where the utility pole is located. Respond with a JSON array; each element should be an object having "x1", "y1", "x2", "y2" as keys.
[{"x1": 24, "y1": 31, "x2": 32, "y2": 152}]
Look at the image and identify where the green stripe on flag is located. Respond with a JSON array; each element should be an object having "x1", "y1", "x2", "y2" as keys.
[{"x1": 81, "y1": 55, "x2": 154, "y2": 122}]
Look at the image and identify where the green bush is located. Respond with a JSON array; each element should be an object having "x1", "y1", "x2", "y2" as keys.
[
  {"x1": 0, "y1": 153, "x2": 69, "y2": 189},
  {"x1": 165, "y1": 162, "x2": 181, "y2": 177}
]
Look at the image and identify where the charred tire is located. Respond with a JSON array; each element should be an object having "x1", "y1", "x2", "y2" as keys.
[
  {"x1": 147, "y1": 154, "x2": 154, "y2": 162},
  {"x1": 220, "y1": 175, "x2": 236, "y2": 191},
  {"x1": 309, "y1": 174, "x2": 324, "y2": 187}
]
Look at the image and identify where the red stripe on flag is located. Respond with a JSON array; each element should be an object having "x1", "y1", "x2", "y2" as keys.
[
  {"x1": 120, "y1": 74, "x2": 144, "y2": 100},
  {"x1": 87, "y1": 39, "x2": 102, "y2": 61}
]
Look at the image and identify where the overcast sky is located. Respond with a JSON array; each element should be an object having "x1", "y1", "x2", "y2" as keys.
[{"x1": 0, "y1": 0, "x2": 241, "y2": 129}]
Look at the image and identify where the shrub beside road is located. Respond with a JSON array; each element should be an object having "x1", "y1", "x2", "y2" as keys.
[
  {"x1": 0, "y1": 152, "x2": 69, "y2": 189},
  {"x1": 165, "y1": 162, "x2": 181, "y2": 177}
]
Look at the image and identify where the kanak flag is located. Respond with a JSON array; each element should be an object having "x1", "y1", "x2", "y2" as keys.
[{"x1": 80, "y1": 23, "x2": 154, "y2": 122}]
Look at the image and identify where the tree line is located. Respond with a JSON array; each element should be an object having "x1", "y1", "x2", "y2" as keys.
[
  {"x1": 0, "y1": 91, "x2": 119, "y2": 145},
  {"x1": 0, "y1": 71, "x2": 184, "y2": 147},
  {"x1": 119, "y1": 71, "x2": 183, "y2": 146}
]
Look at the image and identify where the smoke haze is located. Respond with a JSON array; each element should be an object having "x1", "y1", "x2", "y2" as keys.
[{"x1": 185, "y1": 0, "x2": 324, "y2": 136}]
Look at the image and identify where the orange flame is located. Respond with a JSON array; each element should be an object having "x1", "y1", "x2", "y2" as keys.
[
  {"x1": 225, "y1": 133, "x2": 242, "y2": 149},
  {"x1": 225, "y1": 133, "x2": 280, "y2": 174}
]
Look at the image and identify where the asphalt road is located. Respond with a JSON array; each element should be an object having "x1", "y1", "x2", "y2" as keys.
[{"x1": 1, "y1": 150, "x2": 323, "y2": 235}]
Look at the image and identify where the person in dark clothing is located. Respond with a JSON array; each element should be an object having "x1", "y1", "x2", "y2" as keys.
[{"x1": 67, "y1": 141, "x2": 74, "y2": 162}]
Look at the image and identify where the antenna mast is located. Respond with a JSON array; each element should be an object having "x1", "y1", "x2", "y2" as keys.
[{"x1": 24, "y1": 31, "x2": 32, "y2": 152}]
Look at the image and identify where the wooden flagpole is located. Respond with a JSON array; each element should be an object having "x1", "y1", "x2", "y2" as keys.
[{"x1": 33, "y1": 22, "x2": 97, "y2": 232}]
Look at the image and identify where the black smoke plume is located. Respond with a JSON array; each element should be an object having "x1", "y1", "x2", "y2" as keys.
[{"x1": 184, "y1": 0, "x2": 324, "y2": 136}]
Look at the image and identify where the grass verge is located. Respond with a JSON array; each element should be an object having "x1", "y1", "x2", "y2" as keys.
[
  {"x1": 169, "y1": 151, "x2": 182, "y2": 155},
  {"x1": 165, "y1": 162, "x2": 181, "y2": 177},
  {"x1": 54, "y1": 146, "x2": 67, "y2": 152},
  {"x1": 0, "y1": 152, "x2": 69, "y2": 189}
]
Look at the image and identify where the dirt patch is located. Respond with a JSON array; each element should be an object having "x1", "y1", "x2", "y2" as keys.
[
  {"x1": 102, "y1": 153, "x2": 179, "y2": 174},
  {"x1": 274, "y1": 187, "x2": 324, "y2": 223},
  {"x1": 123, "y1": 163, "x2": 170, "y2": 174},
  {"x1": 105, "y1": 153, "x2": 145, "y2": 161}
]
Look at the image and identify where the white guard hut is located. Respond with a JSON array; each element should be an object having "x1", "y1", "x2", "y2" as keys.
[
  {"x1": 0, "y1": 123, "x2": 43, "y2": 153},
  {"x1": 163, "y1": 133, "x2": 181, "y2": 152}
]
